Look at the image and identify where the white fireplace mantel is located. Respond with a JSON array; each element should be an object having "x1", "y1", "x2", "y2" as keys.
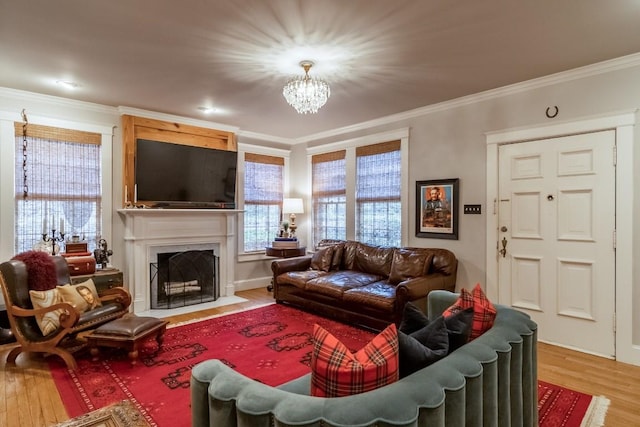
[{"x1": 117, "y1": 208, "x2": 241, "y2": 314}]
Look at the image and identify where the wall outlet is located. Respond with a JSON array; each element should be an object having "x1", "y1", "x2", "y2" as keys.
[{"x1": 464, "y1": 204, "x2": 482, "y2": 214}]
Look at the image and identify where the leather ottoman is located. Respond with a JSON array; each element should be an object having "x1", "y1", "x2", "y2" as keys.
[{"x1": 86, "y1": 315, "x2": 169, "y2": 365}]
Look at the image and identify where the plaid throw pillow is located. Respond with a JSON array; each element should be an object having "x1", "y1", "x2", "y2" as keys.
[
  {"x1": 310, "y1": 323, "x2": 399, "y2": 397},
  {"x1": 443, "y1": 283, "x2": 496, "y2": 340}
]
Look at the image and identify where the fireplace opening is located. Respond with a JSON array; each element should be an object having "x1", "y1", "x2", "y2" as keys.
[{"x1": 150, "y1": 249, "x2": 219, "y2": 309}]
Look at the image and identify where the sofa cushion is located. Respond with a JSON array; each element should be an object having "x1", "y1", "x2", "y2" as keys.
[
  {"x1": 29, "y1": 288, "x2": 64, "y2": 335},
  {"x1": 277, "y1": 270, "x2": 328, "y2": 289},
  {"x1": 343, "y1": 281, "x2": 396, "y2": 313},
  {"x1": 400, "y1": 301, "x2": 473, "y2": 353},
  {"x1": 389, "y1": 249, "x2": 434, "y2": 285},
  {"x1": 310, "y1": 246, "x2": 334, "y2": 272},
  {"x1": 57, "y1": 278, "x2": 102, "y2": 313},
  {"x1": 310, "y1": 323, "x2": 399, "y2": 397},
  {"x1": 443, "y1": 284, "x2": 496, "y2": 340},
  {"x1": 330, "y1": 243, "x2": 344, "y2": 270},
  {"x1": 397, "y1": 315, "x2": 449, "y2": 378},
  {"x1": 354, "y1": 243, "x2": 394, "y2": 277},
  {"x1": 306, "y1": 271, "x2": 381, "y2": 299}
]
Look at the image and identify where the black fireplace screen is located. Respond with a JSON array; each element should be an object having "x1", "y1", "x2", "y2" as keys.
[{"x1": 150, "y1": 249, "x2": 219, "y2": 309}]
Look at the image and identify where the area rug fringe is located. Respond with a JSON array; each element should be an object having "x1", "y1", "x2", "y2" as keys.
[
  {"x1": 581, "y1": 395, "x2": 610, "y2": 427},
  {"x1": 167, "y1": 302, "x2": 275, "y2": 328}
]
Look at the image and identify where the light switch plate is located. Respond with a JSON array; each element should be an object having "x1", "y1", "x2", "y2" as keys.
[{"x1": 464, "y1": 204, "x2": 482, "y2": 214}]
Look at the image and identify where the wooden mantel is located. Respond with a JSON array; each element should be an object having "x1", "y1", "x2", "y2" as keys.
[{"x1": 121, "y1": 114, "x2": 236, "y2": 207}]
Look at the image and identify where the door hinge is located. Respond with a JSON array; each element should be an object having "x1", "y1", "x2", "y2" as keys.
[{"x1": 613, "y1": 230, "x2": 617, "y2": 250}]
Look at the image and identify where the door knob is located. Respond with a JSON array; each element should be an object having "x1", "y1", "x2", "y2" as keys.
[
  {"x1": 499, "y1": 237, "x2": 508, "y2": 258},
  {"x1": 500, "y1": 226, "x2": 508, "y2": 232}
]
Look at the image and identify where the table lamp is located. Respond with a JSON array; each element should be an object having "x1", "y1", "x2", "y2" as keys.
[{"x1": 282, "y1": 198, "x2": 304, "y2": 237}]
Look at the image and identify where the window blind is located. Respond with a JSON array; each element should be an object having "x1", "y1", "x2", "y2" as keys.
[
  {"x1": 356, "y1": 140, "x2": 401, "y2": 246},
  {"x1": 312, "y1": 150, "x2": 347, "y2": 246},
  {"x1": 243, "y1": 153, "x2": 284, "y2": 252},
  {"x1": 14, "y1": 123, "x2": 102, "y2": 254}
]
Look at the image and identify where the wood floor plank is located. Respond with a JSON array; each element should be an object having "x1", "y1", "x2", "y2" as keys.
[{"x1": 1, "y1": 289, "x2": 639, "y2": 426}]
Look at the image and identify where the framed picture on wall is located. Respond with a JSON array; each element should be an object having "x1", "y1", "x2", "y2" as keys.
[{"x1": 416, "y1": 178, "x2": 459, "y2": 240}]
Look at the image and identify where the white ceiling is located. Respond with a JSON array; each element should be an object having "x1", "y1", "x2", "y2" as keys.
[{"x1": 1, "y1": 0, "x2": 640, "y2": 140}]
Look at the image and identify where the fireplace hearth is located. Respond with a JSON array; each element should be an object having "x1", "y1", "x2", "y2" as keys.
[
  {"x1": 118, "y1": 208, "x2": 239, "y2": 314},
  {"x1": 150, "y1": 250, "x2": 219, "y2": 309}
]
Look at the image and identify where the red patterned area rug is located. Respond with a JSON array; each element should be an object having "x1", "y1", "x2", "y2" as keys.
[
  {"x1": 49, "y1": 303, "x2": 374, "y2": 426},
  {"x1": 50, "y1": 304, "x2": 609, "y2": 427},
  {"x1": 538, "y1": 380, "x2": 610, "y2": 427}
]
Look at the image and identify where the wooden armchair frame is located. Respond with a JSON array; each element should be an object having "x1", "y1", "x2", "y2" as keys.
[{"x1": 0, "y1": 257, "x2": 131, "y2": 369}]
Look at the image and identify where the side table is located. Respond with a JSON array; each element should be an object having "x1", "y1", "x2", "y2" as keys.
[{"x1": 265, "y1": 246, "x2": 306, "y2": 292}]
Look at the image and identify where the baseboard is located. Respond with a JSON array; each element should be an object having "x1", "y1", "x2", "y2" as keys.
[{"x1": 234, "y1": 276, "x2": 271, "y2": 292}]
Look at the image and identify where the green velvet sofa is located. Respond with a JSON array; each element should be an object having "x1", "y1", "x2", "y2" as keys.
[{"x1": 191, "y1": 290, "x2": 538, "y2": 427}]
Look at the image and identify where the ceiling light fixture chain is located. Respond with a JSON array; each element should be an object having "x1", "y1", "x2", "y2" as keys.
[
  {"x1": 282, "y1": 61, "x2": 330, "y2": 114},
  {"x1": 21, "y1": 108, "x2": 29, "y2": 200}
]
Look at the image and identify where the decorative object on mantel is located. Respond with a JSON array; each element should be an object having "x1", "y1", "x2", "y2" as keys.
[
  {"x1": 283, "y1": 61, "x2": 330, "y2": 114},
  {"x1": 282, "y1": 197, "x2": 304, "y2": 237}
]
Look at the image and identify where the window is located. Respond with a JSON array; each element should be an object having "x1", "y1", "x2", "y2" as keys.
[
  {"x1": 310, "y1": 136, "x2": 404, "y2": 248},
  {"x1": 14, "y1": 123, "x2": 102, "y2": 254},
  {"x1": 356, "y1": 141, "x2": 401, "y2": 247},
  {"x1": 312, "y1": 150, "x2": 346, "y2": 245},
  {"x1": 243, "y1": 153, "x2": 284, "y2": 252}
]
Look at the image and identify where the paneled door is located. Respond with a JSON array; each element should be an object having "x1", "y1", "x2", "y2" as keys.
[{"x1": 497, "y1": 130, "x2": 616, "y2": 357}]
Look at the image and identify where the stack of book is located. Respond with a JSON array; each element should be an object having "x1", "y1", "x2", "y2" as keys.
[{"x1": 271, "y1": 237, "x2": 299, "y2": 249}]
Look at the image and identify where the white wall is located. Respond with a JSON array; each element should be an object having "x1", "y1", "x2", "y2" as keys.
[
  {"x1": 296, "y1": 56, "x2": 640, "y2": 363},
  {"x1": 1, "y1": 54, "x2": 639, "y2": 363}
]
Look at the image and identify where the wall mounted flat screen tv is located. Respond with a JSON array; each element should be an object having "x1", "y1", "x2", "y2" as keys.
[{"x1": 135, "y1": 139, "x2": 237, "y2": 208}]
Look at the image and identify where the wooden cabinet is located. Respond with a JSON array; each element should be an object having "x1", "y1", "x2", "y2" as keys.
[{"x1": 70, "y1": 269, "x2": 123, "y2": 292}]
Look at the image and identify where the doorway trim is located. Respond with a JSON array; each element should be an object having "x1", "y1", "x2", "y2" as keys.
[{"x1": 485, "y1": 110, "x2": 638, "y2": 366}]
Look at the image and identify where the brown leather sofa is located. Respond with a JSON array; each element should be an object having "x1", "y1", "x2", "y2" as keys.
[{"x1": 272, "y1": 240, "x2": 457, "y2": 330}]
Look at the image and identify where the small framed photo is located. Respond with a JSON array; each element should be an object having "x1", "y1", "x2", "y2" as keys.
[{"x1": 416, "y1": 178, "x2": 459, "y2": 240}]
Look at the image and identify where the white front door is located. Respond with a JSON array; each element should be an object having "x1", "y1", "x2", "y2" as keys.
[{"x1": 497, "y1": 130, "x2": 616, "y2": 357}]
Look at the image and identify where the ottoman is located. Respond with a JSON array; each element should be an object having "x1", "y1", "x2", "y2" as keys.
[{"x1": 86, "y1": 315, "x2": 169, "y2": 365}]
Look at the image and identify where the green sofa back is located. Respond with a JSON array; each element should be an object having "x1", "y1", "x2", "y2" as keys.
[{"x1": 191, "y1": 290, "x2": 538, "y2": 427}]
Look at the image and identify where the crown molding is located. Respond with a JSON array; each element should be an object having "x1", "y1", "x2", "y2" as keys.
[
  {"x1": 236, "y1": 129, "x2": 296, "y2": 145},
  {"x1": 0, "y1": 87, "x2": 118, "y2": 115},
  {"x1": 294, "y1": 52, "x2": 640, "y2": 144}
]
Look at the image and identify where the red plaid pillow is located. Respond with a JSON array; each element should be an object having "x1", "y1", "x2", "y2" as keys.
[
  {"x1": 310, "y1": 323, "x2": 399, "y2": 397},
  {"x1": 443, "y1": 283, "x2": 496, "y2": 340}
]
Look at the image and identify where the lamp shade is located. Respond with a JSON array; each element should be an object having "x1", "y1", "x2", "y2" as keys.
[{"x1": 282, "y1": 198, "x2": 304, "y2": 214}]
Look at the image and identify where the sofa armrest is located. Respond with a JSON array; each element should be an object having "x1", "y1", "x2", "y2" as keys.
[
  {"x1": 271, "y1": 256, "x2": 312, "y2": 276},
  {"x1": 98, "y1": 287, "x2": 132, "y2": 308},
  {"x1": 396, "y1": 274, "x2": 454, "y2": 300}
]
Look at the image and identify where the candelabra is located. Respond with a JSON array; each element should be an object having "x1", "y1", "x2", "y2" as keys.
[{"x1": 42, "y1": 229, "x2": 65, "y2": 255}]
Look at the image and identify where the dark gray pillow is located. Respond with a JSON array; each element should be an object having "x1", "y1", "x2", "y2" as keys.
[
  {"x1": 397, "y1": 316, "x2": 448, "y2": 378},
  {"x1": 399, "y1": 301, "x2": 473, "y2": 353}
]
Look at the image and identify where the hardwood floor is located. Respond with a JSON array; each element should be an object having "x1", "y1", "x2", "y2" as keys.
[{"x1": 1, "y1": 287, "x2": 639, "y2": 426}]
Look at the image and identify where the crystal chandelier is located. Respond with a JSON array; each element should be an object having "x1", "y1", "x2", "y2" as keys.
[{"x1": 282, "y1": 61, "x2": 330, "y2": 114}]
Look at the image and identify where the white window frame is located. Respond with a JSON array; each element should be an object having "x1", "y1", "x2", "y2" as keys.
[
  {"x1": 237, "y1": 143, "x2": 290, "y2": 261},
  {"x1": 306, "y1": 128, "x2": 410, "y2": 246}
]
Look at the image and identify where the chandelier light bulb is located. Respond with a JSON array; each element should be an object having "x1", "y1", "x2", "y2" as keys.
[{"x1": 283, "y1": 61, "x2": 330, "y2": 114}]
